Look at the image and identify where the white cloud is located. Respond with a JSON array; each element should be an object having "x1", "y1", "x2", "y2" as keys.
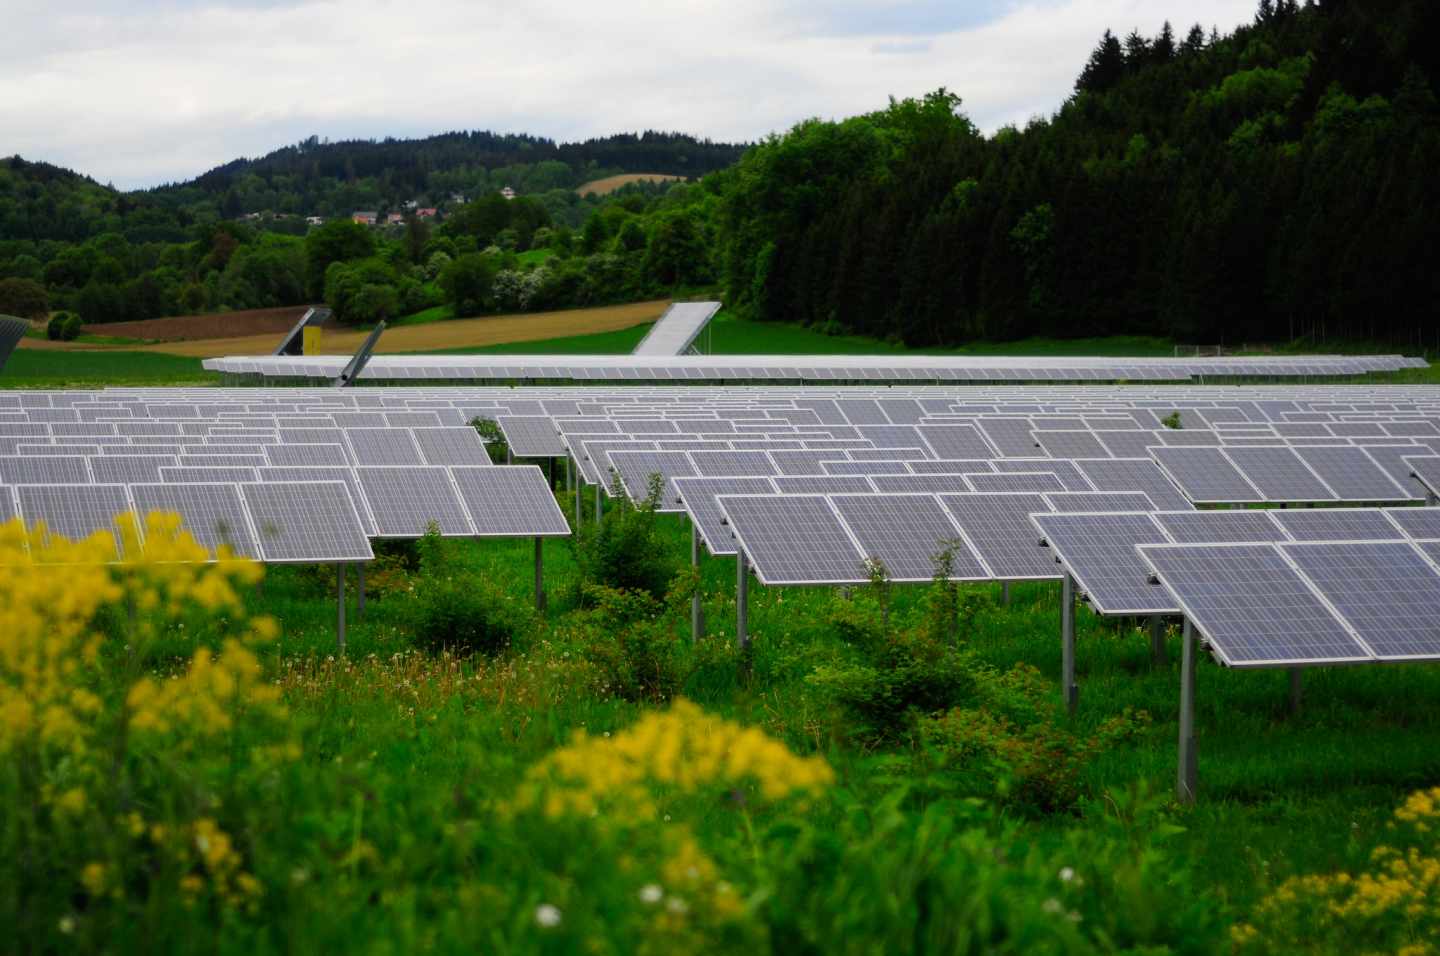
[{"x1": 0, "y1": 0, "x2": 1258, "y2": 188}]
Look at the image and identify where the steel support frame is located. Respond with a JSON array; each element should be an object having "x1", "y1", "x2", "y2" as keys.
[
  {"x1": 1177, "y1": 618, "x2": 1198, "y2": 804},
  {"x1": 690, "y1": 524, "x2": 704, "y2": 642},
  {"x1": 1061, "y1": 573, "x2": 1078, "y2": 714},
  {"x1": 736, "y1": 550, "x2": 749, "y2": 650}
]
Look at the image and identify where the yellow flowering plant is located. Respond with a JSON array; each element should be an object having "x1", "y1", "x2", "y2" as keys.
[
  {"x1": 0, "y1": 512, "x2": 294, "y2": 942},
  {"x1": 1234, "y1": 785, "x2": 1440, "y2": 954}
]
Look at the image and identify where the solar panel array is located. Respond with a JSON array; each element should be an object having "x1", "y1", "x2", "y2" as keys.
[{"x1": 630, "y1": 301, "x2": 722, "y2": 356}]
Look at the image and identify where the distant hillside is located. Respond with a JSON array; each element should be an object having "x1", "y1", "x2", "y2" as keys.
[
  {"x1": 145, "y1": 131, "x2": 746, "y2": 219},
  {"x1": 576, "y1": 173, "x2": 685, "y2": 197}
]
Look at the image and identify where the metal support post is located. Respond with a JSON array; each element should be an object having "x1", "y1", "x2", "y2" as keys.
[
  {"x1": 1061, "y1": 573, "x2": 1078, "y2": 714},
  {"x1": 573, "y1": 468, "x2": 582, "y2": 524},
  {"x1": 1177, "y1": 618, "x2": 1198, "y2": 805},
  {"x1": 336, "y1": 563, "x2": 347, "y2": 654},
  {"x1": 1001, "y1": 581, "x2": 1011, "y2": 606},
  {"x1": 1288, "y1": 667, "x2": 1303, "y2": 716},
  {"x1": 534, "y1": 536, "x2": 546, "y2": 612},
  {"x1": 690, "y1": 524, "x2": 704, "y2": 642},
  {"x1": 357, "y1": 563, "x2": 366, "y2": 619},
  {"x1": 736, "y1": 550, "x2": 749, "y2": 650},
  {"x1": 1150, "y1": 615, "x2": 1165, "y2": 666},
  {"x1": 594, "y1": 483, "x2": 602, "y2": 520}
]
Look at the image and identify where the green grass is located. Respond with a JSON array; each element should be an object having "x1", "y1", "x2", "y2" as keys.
[
  {"x1": 515, "y1": 247, "x2": 556, "y2": 267},
  {"x1": 412, "y1": 322, "x2": 654, "y2": 356},
  {"x1": 0, "y1": 349, "x2": 217, "y2": 387},
  {"x1": 383, "y1": 303, "x2": 454, "y2": 328}
]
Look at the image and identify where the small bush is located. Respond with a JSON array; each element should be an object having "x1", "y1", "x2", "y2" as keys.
[
  {"x1": 469, "y1": 416, "x2": 508, "y2": 464},
  {"x1": 573, "y1": 473, "x2": 680, "y2": 600},
  {"x1": 570, "y1": 569, "x2": 698, "y2": 702},
  {"x1": 409, "y1": 578, "x2": 530, "y2": 656},
  {"x1": 46, "y1": 311, "x2": 82, "y2": 341}
]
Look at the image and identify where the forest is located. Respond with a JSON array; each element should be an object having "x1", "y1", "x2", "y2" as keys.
[{"x1": 720, "y1": 0, "x2": 1440, "y2": 348}]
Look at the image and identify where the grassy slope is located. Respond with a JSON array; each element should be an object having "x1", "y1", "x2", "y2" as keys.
[{"x1": 0, "y1": 349, "x2": 216, "y2": 388}]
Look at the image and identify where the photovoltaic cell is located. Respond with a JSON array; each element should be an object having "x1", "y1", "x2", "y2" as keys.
[
  {"x1": 937, "y1": 493, "x2": 1058, "y2": 580},
  {"x1": 767, "y1": 450, "x2": 829, "y2": 475},
  {"x1": 830, "y1": 493, "x2": 986, "y2": 582},
  {"x1": 160, "y1": 466, "x2": 261, "y2": 483},
  {"x1": 449, "y1": 466, "x2": 570, "y2": 536},
  {"x1": 130, "y1": 483, "x2": 261, "y2": 559},
  {"x1": 88, "y1": 455, "x2": 176, "y2": 484},
  {"x1": 607, "y1": 450, "x2": 697, "y2": 510},
  {"x1": 688, "y1": 450, "x2": 778, "y2": 477},
  {"x1": 497, "y1": 416, "x2": 568, "y2": 457},
  {"x1": 264, "y1": 443, "x2": 352, "y2": 467},
  {"x1": 239, "y1": 481, "x2": 373, "y2": 563},
  {"x1": 1292, "y1": 445, "x2": 1414, "y2": 502},
  {"x1": 965, "y1": 471, "x2": 1065, "y2": 494},
  {"x1": 1282, "y1": 541, "x2": 1440, "y2": 660},
  {"x1": 412, "y1": 427, "x2": 493, "y2": 466},
  {"x1": 16, "y1": 484, "x2": 133, "y2": 559},
  {"x1": 1383, "y1": 507, "x2": 1440, "y2": 540},
  {"x1": 0, "y1": 456, "x2": 90, "y2": 484},
  {"x1": 821, "y1": 459, "x2": 910, "y2": 476},
  {"x1": 718, "y1": 494, "x2": 867, "y2": 585},
  {"x1": 771, "y1": 475, "x2": 874, "y2": 494},
  {"x1": 1031, "y1": 430, "x2": 1111, "y2": 459},
  {"x1": 1154, "y1": 510, "x2": 1286, "y2": 543},
  {"x1": 1358, "y1": 444, "x2": 1431, "y2": 498},
  {"x1": 1150, "y1": 446, "x2": 1263, "y2": 503},
  {"x1": 1222, "y1": 446, "x2": 1336, "y2": 502},
  {"x1": 673, "y1": 476, "x2": 776, "y2": 554},
  {"x1": 1042, "y1": 491, "x2": 1155, "y2": 512},
  {"x1": 1269, "y1": 508, "x2": 1403, "y2": 542},
  {"x1": 918, "y1": 424, "x2": 996, "y2": 459},
  {"x1": 1137, "y1": 543, "x2": 1369, "y2": 667},
  {"x1": 1074, "y1": 458, "x2": 1194, "y2": 511},
  {"x1": 1031, "y1": 512, "x2": 1175, "y2": 614},
  {"x1": 869, "y1": 474, "x2": 976, "y2": 495},
  {"x1": 996, "y1": 459, "x2": 1094, "y2": 491},
  {"x1": 355, "y1": 467, "x2": 473, "y2": 538},
  {"x1": 345, "y1": 428, "x2": 425, "y2": 466},
  {"x1": 0, "y1": 485, "x2": 14, "y2": 525},
  {"x1": 257, "y1": 466, "x2": 376, "y2": 536}
]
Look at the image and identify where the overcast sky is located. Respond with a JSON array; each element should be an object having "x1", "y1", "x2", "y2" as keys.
[{"x1": 1, "y1": 0, "x2": 1259, "y2": 190}]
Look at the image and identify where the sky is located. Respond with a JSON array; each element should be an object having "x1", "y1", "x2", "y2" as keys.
[{"x1": 0, "y1": 0, "x2": 1259, "y2": 190}]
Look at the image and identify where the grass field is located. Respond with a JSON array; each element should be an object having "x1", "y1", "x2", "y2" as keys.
[{"x1": 575, "y1": 173, "x2": 684, "y2": 196}]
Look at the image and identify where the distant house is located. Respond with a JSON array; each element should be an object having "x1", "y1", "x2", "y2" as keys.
[
  {"x1": 415, "y1": 208, "x2": 439, "y2": 220},
  {"x1": 241, "y1": 211, "x2": 263, "y2": 221},
  {"x1": 449, "y1": 192, "x2": 467, "y2": 204},
  {"x1": 402, "y1": 199, "x2": 419, "y2": 210},
  {"x1": 386, "y1": 212, "x2": 405, "y2": 225},
  {"x1": 352, "y1": 211, "x2": 378, "y2": 226},
  {"x1": 500, "y1": 186, "x2": 516, "y2": 200},
  {"x1": 305, "y1": 215, "x2": 325, "y2": 226}
]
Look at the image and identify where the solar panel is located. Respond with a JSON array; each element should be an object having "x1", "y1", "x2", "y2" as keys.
[
  {"x1": 869, "y1": 474, "x2": 976, "y2": 494},
  {"x1": 130, "y1": 483, "x2": 261, "y2": 559},
  {"x1": 412, "y1": 427, "x2": 493, "y2": 466},
  {"x1": 1358, "y1": 444, "x2": 1431, "y2": 498},
  {"x1": 16, "y1": 484, "x2": 133, "y2": 559},
  {"x1": 1281, "y1": 541, "x2": 1440, "y2": 660},
  {"x1": 847, "y1": 447, "x2": 929, "y2": 462},
  {"x1": 673, "y1": 476, "x2": 777, "y2": 555},
  {"x1": 355, "y1": 467, "x2": 474, "y2": 538},
  {"x1": 576, "y1": 439, "x2": 656, "y2": 486},
  {"x1": 345, "y1": 428, "x2": 425, "y2": 466},
  {"x1": 264, "y1": 443, "x2": 352, "y2": 467},
  {"x1": 688, "y1": 450, "x2": 778, "y2": 477},
  {"x1": 17, "y1": 443, "x2": 100, "y2": 457},
  {"x1": 717, "y1": 494, "x2": 868, "y2": 585},
  {"x1": 607, "y1": 450, "x2": 697, "y2": 510},
  {"x1": 1032, "y1": 512, "x2": 1175, "y2": 614},
  {"x1": 1291, "y1": 445, "x2": 1414, "y2": 502},
  {"x1": 0, "y1": 456, "x2": 90, "y2": 484},
  {"x1": 1150, "y1": 446, "x2": 1263, "y2": 503},
  {"x1": 918, "y1": 424, "x2": 996, "y2": 459},
  {"x1": 1405, "y1": 456, "x2": 1440, "y2": 501},
  {"x1": 88, "y1": 455, "x2": 176, "y2": 484},
  {"x1": 1137, "y1": 543, "x2": 1370, "y2": 667},
  {"x1": 384, "y1": 411, "x2": 445, "y2": 429},
  {"x1": 937, "y1": 493, "x2": 1058, "y2": 580},
  {"x1": 996, "y1": 459, "x2": 1095, "y2": 491},
  {"x1": 821, "y1": 460, "x2": 910, "y2": 476},
  {"x1": 1031, "y1": 430, "x2": 1110, "y2": 459},
  {"x1": 159, "y1": 466, "x2": 261, "y2": 483},
  {"x1": 1269, "y1": 508, "x2": 1403, "y2": 542},
  {"x1": 908, "y1": 459, "x2": 995, "y2": 475},
  {"x1": 771, "y1": 475, "x2": 875, "y2": 494},
  {"x1": 964, "y1": 472, "x2": 1065, "y2": 493},
  {"x1": 972, "y1": 419, "x2": 1035, "y2": 457},
  {"x1": 239, "y1": 481, "x2": 373, "y2": 563},
  {"x1": 0, "y1": 485, "x2": 14, "y2": 525},
  {"x1": 178, "y1": 454, "x2": 268, "y2": 469},
  {"x1": 256, "y1": 466, "x2": 376, "y2": 536},
  {"x1": 1222, "y1": 446, "x2": 1336, "y2": 503},
  {"x1": 830, "y1": 493, "x2": 986, "y2": 582},
  {"x1": 497, "y1": 416, "x2": 568, "y2": 457},
  {"x1": 856, "y1": 425, "x2": 925, "y2": 448},
  {"x1": 1043, "y1": 491, "x2": 1155, "y2": 512},
  {"x1": 449, "y1": 466, "x2": 570, "y2": 537},
  {"x1": 1383, "y1": 507, "x2": 1440, "y2": 540},
  {"x1": 1074, "y1": 458, "x2": 1193, "y2": 511},
  {"x1": 1154, "y1": 510, "x2": 1286, "y2": 543}
]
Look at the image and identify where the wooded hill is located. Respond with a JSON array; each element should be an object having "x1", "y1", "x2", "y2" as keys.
[{"x1": 720, "y1": 0, "x2": 1440, "y2": 348}]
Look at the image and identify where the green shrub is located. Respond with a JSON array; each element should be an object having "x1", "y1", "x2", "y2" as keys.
[
  {"x1": 470, "y1": 416, "x2": 508, "y2": 464},
  {"x1": 569, "y1": 572, "x2": 697, "y2": 702},
  {"x1": 46, "y1": 311, "x2": 82, "y2": 341},
  {"x1": 573, "y1": 473, "x2": 679, "y2": 600},
  {"x1": 406, "y1": 525, "x2": 531, "y2": 655}
]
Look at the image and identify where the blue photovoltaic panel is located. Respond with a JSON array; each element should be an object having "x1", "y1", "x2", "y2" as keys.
[
  {"x1": 240, "y1": 481, "x2": 374, "y2": 563},
  {"x1": 264, "y1": 443, "x2": 352, "y2": 467},
  {"x1": 1358, "y1": 445, "x2": 1432, "y2": 498},
  {"x1": 345, "y1": 428, "x2": 425, "y2": 466},
  {"x1": 965, "y1": 471, "x2": 1065, "y2": 494},
  {"x1": 1137, "y1": 543, "x2": 1369, "y2": 667},
  {"x1": 1042, "y1": 491, "x2": 1154, "y2": 513},
  {"x1": 16, "y1": 484, "x2": 133, "y2": 559},
  {"x1": 1031, "y1": 430, "x2": 1111, "y2": 459},
  {"x1": 1222, "y1": 446, "x2": 1336, "y2": 503},
  {"x1": 717, "y1": 494, "x2": 868, "y2": 586},
  {"x1": 1282, "y1": 541, "x2": 1440, "y2": 660},
  {"x1": 771, "y1": 475, "x2": 874, "y2": 495},
  {"x1": 821, "y1": 460, "x2": 910, "y2": 476},
  {"x1": 767, "y1": 450, "x2": 829, "y2": 475},
  {"x1": 88, "y1": 455, "x2": 176, "y2": 484},
  {"x1": 1074, "y1": 458, "x2": 1194, "y2": 511},
  {"x1": 972, "y1": 419, "x2": 1036, "y2": 457},
  {"x1": 0, "y1": 485, "x2": 14, "y2": 525},
  {"x1": 1154, "y1": 510, "x2": 1286, "y2": 543},
  {"x1": 1150, "y1": 446, "x2": 1263, "y2": 503},
  {"x1": 829, "y1": 493, "x2": 987, "y2": 582},
  {"x1": 412, "y1": 427, "x2": 493, "y2": 466},
  {"x1": 0, "y1": 456, "x2": 90, "y2": 484},
  {"x1": 918, "y1": 424, "x2": 996, "y2": 459},
  {"x1": 909, "y1": 459, "x2": 995, "y2": 475},
  {"x1": 355, "y1": 467, "x2": 473, "y2": 538},
  {"x1": 1269, "y1": 508, "x2": 1403, "y2": 542},
  {"x1": 256, "y1": 466, "x2": 376, "y2": 537},
  {"x1": 995, "y1": 459, "x2": 1094, "y2": 491},
  {"x1": 1383, "y1": 507, "x2": 1440, "y2": 540},
  {"x1": 159, "y1": 466, "x2": 260, "y2": 483},
  {"x1": 1405, "y1": 455, "x2": 1440, "y2": 500},
  {"x1": 130, "y1": 483, "x2": 261, "y2": 559},
  {"x1": 1032, "y1": 511, "x2": 1175, "y2": 614},
  {"x1": 869, "y1": 474, "x2": 976, "y2": 495},
  {"x1": 687, "y1": 450, "x2": 778, "y2": 477},
  {"x1": 673, "y1": 476, "x2": 776, "y2": 555},
  {"x1": 937, "y1": 493, "x2": 1057, "y2": 580},
  {"x1": 497, "y1": 416, "x2": 568, "y2": 457},
  {"x1": 449, "y1": 466, "x2": 570, "y2": 537},
  {"x1": 1293, "y1": 445, "x2": 1414, "y2": 502}
]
